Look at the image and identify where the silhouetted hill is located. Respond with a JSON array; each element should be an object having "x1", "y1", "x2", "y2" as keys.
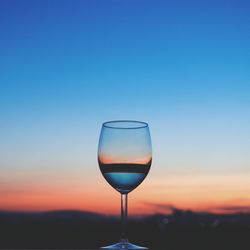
[{"x1": 1, "y1": 209, "x2": 250, "y2": 249}]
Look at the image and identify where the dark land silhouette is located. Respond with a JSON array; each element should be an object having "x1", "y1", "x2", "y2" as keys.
[{"x1": 1, "y1": 209, "x2": 250, "y2": 249}]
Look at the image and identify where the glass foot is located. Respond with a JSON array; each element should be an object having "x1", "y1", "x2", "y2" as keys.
[{"x1": 100, "y1": 240, "x2": 148, "y2": 250}]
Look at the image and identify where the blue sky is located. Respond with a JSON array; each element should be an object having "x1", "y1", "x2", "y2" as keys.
[{"x1": 0, "y1": 0, "x2": 249, "y2": 213}]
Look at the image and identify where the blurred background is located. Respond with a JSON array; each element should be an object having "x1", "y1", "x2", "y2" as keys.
[{"x1": 0, "y1": 0, "x2": 250, "y2": 249}]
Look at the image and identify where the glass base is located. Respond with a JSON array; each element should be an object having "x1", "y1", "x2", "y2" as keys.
[{"x1": 100, "y1": 240, "x2": 148, "y2": 250}]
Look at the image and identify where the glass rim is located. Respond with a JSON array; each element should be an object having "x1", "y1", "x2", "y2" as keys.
[{"x1": 102, "y1": 120, "x2": 148, "y2": 129}]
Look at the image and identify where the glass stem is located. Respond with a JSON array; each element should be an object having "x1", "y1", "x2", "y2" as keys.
[{"x1": 121, "y1": 193, "x2": 128, "y2": 242}]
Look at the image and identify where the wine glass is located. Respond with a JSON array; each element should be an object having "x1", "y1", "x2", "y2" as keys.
[{"x1": 98, "y1": 120, "x2": 152, "y2": 250}]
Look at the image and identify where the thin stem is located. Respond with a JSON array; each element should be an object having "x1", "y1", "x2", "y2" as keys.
[{"x1": 121, "y1": 193, "x2": 128, "y2": 242}]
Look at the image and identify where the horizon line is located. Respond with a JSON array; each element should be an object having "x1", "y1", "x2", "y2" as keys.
[{"x1": 1, "y1": 208, "x2": 250, "y2": 216}]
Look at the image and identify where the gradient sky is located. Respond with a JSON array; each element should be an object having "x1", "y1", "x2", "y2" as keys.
[{"x1": 0, "y1": 0, "x2": 250, "y2": 215}]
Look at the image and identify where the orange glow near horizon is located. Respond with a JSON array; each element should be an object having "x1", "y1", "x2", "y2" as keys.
[
  {"x1": 1, "y1": 171, "x2": 250, "y2": 215},
  {"x1": 98, "y1": 153, "x2": 152, "y2": 164}
]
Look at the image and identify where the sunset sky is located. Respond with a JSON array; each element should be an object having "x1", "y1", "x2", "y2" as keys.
[{"x1": 0, "y1": 0, "x2": 250, "y2": 215}]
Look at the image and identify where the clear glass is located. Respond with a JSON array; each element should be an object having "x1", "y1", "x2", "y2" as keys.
[{"x1": 98, "y1": 120, "x2": 152, "y2": 250}]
